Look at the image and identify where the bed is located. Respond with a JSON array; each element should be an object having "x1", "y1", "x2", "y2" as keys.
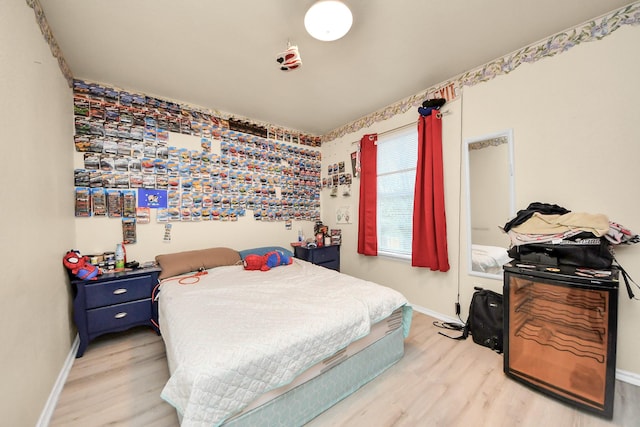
[
  {"x1": 155, "y1": 246, "x2": 412, "y2": 427},
  {"x1": 471, "y1": 244, "x2": 512, "y2": 275}
]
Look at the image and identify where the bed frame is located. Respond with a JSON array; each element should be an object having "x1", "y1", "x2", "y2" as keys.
[
  {"x1": 169, "y1": 306, "x2": 410, "y2": 426},
  {"x1": 226, "y1": 325, "x2": 405, "y2": 426}
]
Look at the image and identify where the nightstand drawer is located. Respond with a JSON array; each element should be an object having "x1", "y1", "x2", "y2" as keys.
[
  {"x1": 85, "y1": 275, "x2": 153, "y2": 309},
  {"x1": 294, "y1": 245, "x2": 340, "y2": 271},
  {"x1": 316, "y1": 260, "x2": 340, "y2": 271},
  {"x1": 311, "y1": 246, "x2": 338, "y2": 263},
  {"x1": 87, "y1": 299, "x2": 152, "y2": 334}
]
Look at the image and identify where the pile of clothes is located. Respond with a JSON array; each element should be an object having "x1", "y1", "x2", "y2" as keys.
[{"x1": 504, "y1": 202, "x2": 639, "y2": 269}]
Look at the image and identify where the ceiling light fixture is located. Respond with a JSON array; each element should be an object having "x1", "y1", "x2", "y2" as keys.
[{"x1": 304, "y1": 1, "x2": 353, "y2": 42}]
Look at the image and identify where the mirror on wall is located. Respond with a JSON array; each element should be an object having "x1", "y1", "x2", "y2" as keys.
[{"x1": 464, "y1": 129, "x2": 515, "y2": 279}]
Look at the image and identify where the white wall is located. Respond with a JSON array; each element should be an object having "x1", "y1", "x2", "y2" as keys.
[
  {"x1": 462, "y1": 25, "x2": 640, "y2": 374},
  {"x1": 0, "y1": 2, "x2": 75, "y2": 426},
  {"x1": 322, "y1": 24, "x2": 640, "y2": 375}
]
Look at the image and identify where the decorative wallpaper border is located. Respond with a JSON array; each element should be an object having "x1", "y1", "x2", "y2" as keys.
[
  {"x1": 469, "y1": 137, "x2": 508, "y2": 151},
  {"x1": 26, "y1": 0, "x2": 73, "y2": 86},
  {"x1": 323, "y1": 1, "x2": 640, "y2": 142},
  {"x1": 27, "y1": 1, "x2": 640, "y2": 143}
]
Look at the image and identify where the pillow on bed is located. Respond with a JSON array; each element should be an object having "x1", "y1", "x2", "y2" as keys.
[
  {"x1": 155, "y1": 247, "x2": 241, "y2": 280},
  {"x1": 238, "y1": 246, "x2": 294, "y2": 260}
]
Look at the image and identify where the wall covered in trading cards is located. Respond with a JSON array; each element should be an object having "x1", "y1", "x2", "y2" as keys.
[{"x1": 72, "y1": 81, "x2": 326, "y2": 262}]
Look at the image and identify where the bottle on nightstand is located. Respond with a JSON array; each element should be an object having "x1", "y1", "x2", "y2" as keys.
[{"x1": 115, "y1": 243, "x2": 125, "y2": 270}]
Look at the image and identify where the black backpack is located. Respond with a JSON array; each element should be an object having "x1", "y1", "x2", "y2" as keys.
[
  {"x1": 465, "y1": 287, "x2": 503, "y2": 353},
  {"x1": 437, "y1": 287, "x2": 504, "y2": 353}
]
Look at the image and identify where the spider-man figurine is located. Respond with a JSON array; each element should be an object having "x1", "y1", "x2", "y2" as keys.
[{"x1": 63, "y1": 250, "x2": 100, "y2": 280}]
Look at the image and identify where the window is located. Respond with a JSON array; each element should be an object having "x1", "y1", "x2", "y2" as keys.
[{"x1": 376, "y1": 127, "x2": 418, "y2": 258}]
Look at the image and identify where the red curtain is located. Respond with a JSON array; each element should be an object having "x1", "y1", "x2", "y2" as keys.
[
  {"x1": 357, "y1": 134, "x2": 378, "y2": 256},
  {"x1": 412, "y1": 114, "x2": 449, "y2": 271}
]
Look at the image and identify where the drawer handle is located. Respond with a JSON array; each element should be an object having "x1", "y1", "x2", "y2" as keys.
[
  {"x1": 113, "y1": 288, "x2": 128, "y2": 295},
  {"x1": 114, "y1": 312, "x2": 128, "y2": 319}
]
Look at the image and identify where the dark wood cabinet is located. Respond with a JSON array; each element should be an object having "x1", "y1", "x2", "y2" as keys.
[
  {"x1": 294, "y1": 245, "x2": 340, "y2": 271},
  {"x1": 71, "y1": 267, "x2": 161, "y2": 357}
]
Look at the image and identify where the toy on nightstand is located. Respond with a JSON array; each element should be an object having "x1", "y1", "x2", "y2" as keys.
[
  {"x1": 243, "y1": 250, "x2": 293, "y2": 272},
  {"x1": 63, "y1": 250, "x2": 100, "y2": 280}
]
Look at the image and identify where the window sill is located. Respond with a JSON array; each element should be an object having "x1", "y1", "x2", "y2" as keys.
[{"x1": 377, "y1": 251, "x2": 411, "y2": 262}]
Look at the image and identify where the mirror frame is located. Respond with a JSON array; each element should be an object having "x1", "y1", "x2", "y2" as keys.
[{"x1": 463, "y1": 129, "x2": 515, "y2": 280}]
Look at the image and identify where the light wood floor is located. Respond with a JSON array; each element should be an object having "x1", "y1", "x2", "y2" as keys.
[{"x1": 50, "y1": 312, "x2": 640, "y2": 426}]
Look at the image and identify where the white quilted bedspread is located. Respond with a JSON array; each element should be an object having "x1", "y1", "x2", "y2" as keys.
[{"x1": 158, "y1": 259, "x2": 408, "y2": 427}]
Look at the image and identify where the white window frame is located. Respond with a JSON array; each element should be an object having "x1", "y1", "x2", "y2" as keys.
[{"x1": 376, "y1": 126, "x2": 418, "y2": 260}]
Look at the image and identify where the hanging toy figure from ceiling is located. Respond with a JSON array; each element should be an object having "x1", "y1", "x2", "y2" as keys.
[{"x1": 276, "y1": 43, "x2": 302, "y2": 71}]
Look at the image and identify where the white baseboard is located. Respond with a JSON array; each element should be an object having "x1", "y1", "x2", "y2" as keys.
[
  {"x1": 411, "y1": 303, "x2": 463, "y2": 325},
  {"x1": 616, "y1": 369, "x2": 640, "y2": 386},
  {"x1": 36, "y1": 334, "x2": 79, "y2": 427},
  {"x1": 409, "y1": 303, "x2": 640, "y2": 387}
]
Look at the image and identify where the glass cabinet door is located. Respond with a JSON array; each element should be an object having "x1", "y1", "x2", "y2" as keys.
[{"x1": 504, "y1": 268, "x2": 618, "y2": 418}]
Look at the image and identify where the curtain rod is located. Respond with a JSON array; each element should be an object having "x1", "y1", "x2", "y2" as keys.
[{"x1": 350, "y1": 110, "x2": 451, "y2": 144}]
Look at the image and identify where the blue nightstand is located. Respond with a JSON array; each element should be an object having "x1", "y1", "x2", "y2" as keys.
[
  {"x1": 70, "y1": 267, "x2": 161, "y2": 357},
  {"x1": 294, "y1": 245, "x2": 340, "y2": 271}
]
